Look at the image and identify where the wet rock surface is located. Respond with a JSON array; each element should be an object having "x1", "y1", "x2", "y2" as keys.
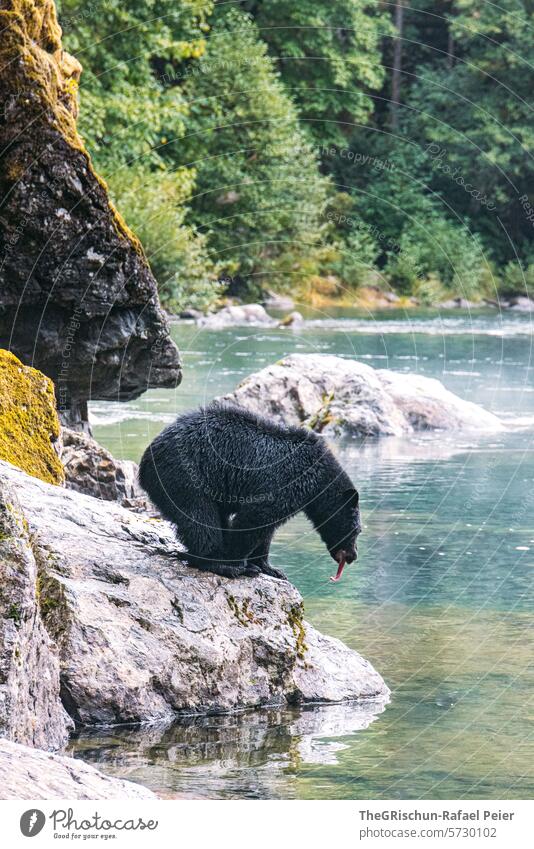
[
  {"x1": 221, "y1": 353, "x2": 502, "y2": 437},
  {"x1": 0, "y1": 460, "x2": 389, "y2": 728}
]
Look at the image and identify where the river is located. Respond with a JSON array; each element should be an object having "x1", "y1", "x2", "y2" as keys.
[{"x1": 71, "y1": 308, "x2": 534, "y2": 799}]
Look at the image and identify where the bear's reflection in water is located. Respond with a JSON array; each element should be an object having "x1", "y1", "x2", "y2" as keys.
[{"x1": 69, "y1": 700, "x2": 387, "y2": 799}]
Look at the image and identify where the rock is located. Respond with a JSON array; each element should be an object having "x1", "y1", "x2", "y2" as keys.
[
  {"x1": 220, "y1": 354, "x2": 502, "y2": 437},
  {"x1": 279, "y1": 311, "x2": 304, "y2": 327},
  {"x1": 0, "y1": 739, "x2": 155, "y2": 800},
  {"x1": 61, "y1": 428, "x2": 149, "y2": 511},
  {"x1": 0, "y1": 460, "x2": 389, "y2": 725},
  {"x1": 383, "y1": 291, "x2": 400, "y2": 303},
  {"x1": 0, "y1": 476, "x2": 72, "y2": 751},
  {"x1": 507, "y1": 296, "x2": 534, "y2": 312},
  {"x1": 198, "y1": 304, "x2": 276, "y2": 328},
  {"x1": 262, "y1": 290, "x2": 295, "y2": 310},
  {"x1": 439, "y1": 297, "x2": 478, "y2": 309},
  {"x1": 178, "y1": 308, "x2": 203, "y2": 320},
  {"x1": 0, "y1": 350, "x2": 64, "y2": 485},
  {"x1": 0, "y1": 0, "x2": 181, "y2": 429}
]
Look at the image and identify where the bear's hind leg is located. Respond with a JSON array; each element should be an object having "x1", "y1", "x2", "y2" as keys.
[{"x1": 175, "y1": 499, "x2": 259, "y2": 578}]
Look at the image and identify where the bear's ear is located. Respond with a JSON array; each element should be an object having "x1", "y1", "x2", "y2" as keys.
[{"x1": 343, "y1": 488, "x2": 359, "y2": 507}]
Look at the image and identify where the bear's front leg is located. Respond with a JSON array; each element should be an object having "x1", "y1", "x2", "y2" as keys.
[{"x1": 247, "y1": 536, "x2": 287, "y2": 580}]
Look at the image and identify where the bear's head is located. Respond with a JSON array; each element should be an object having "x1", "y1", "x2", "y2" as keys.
[{"x1": 316, "y1": 487, "x2": 361, "y2": 568}]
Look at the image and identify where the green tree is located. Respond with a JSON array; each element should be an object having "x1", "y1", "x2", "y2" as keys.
[
  {"x1": 58, "y1": 0, "x2": 222, "y2": 310},
  {"x1": 57, "y1": 0, "x2": 210, "y2": 171},
  {"x1": 243, "y1": 0, "x2": 388, "y2": 146},
  {"x1": 175, "y1": 8, "x2": 331, "y2": 294},
  {"x1": 405, "y1": 0, "x2": 534, "y2": 267}
]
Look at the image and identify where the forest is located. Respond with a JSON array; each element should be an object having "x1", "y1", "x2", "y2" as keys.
[{"x1": 56, "y1": 0, "x2": 534, "y2": 311}]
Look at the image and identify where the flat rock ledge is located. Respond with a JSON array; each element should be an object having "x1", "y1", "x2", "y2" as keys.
[
  {"x1": 0, "y1": 739, "x2": 155, "y2": 800},
  {"x1": 0, "y1": 461, "x2": 388, "y2": 740},
  {"x1": 221, "y1": 353, "x2": 502, "y2": 437}
]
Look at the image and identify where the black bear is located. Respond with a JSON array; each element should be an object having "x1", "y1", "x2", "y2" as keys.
[{"x1": 138, "y1": 402, "x2": 361, "y2": 580}]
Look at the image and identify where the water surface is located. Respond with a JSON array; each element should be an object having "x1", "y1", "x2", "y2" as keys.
[{"x1": 76, "y1": 308, "x2": 534, "y2": 799}]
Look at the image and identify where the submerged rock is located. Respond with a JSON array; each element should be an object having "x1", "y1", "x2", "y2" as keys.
[
  {"x1": 0, "y1": 460, "x2": 389, "y2": 727},
  {"x1": 221, "y1": 353, "x2": 502, "y2": 437},
  {"x1": 279, "y1": 311, "x2": 304, "y2": 327},
  {"x1": 0, "y1": 350, "x2": 64, "y2": 485},
  {"x1": 0, "y1": 0, "x2": 181, "y2": 429},
  {"x1": 61, "y1": 428, "x2": 149, "y2": 511},
  {"x1": 0, "y1": 739, "x2": 155, "y2": 800},
  {"x1": 198, "y1": 304, "x2": 276, "y2": 328}
]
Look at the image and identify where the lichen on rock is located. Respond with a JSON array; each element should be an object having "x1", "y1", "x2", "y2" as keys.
[{"x1": 0, "y1": 349, "x2": 64, "y2": 484}]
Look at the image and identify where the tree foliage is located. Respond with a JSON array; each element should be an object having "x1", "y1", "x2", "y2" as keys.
[
  {"x1": 243, "y1": 0, "x2": 388, "y2": 146},
  {"x1": 58, "y1": 0, "x2": 534, "y2": 306},
  {"x1": 175, "y1": 8, "x2": 331, "y2": 292}
]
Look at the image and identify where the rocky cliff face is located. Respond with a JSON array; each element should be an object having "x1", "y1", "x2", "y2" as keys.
[
  {"x1": 221, "y1": 354, "x2": 502, "y2": 437},
  {"x1": 0, "y1": 0, "x2": 181, "y2": 428},
  {"x1": 0, "y1": 459, "x2": 389, "y2": 734}
]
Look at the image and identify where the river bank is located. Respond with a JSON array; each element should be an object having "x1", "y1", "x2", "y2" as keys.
[{"x1": 86, "y1": 309, "x2": 534, "y2": 799}]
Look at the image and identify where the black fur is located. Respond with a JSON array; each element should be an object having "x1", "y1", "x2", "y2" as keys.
[{"x1": 138, "y1": 402, "x2": 361, "y2": 579}]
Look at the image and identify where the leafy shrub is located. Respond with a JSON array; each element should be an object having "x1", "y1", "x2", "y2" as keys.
[
  {"x1": 387, "y1": 216, "x2": 488, "y2": 298},
  {"x1": 107, "y1": 169, "x2": 223, "y2": 312},
  {"x1": 499, "y1": 261, "x2": 534, "y2": 300}
]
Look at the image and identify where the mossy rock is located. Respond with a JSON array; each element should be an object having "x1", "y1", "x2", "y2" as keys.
[{"x1": 0, "y1": 349, "x2": 64, "y2": 485}]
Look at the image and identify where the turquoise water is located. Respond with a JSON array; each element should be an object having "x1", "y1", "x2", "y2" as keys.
[{"x1": 74, "y1": 309, "x2": 534, "y2": 799}]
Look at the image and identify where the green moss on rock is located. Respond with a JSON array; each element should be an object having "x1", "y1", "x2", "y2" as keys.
[
  {"x1": 227, "y1": 594, "x2": 256, "y2": 626},
  {"x1": 0, "y1": 349, "x2": 64, "y2": 484},
  {"x1": 287, "y1": 602, "x2": 308, "y2": 659}
]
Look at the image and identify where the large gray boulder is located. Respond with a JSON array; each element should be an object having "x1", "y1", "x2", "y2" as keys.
[
  {"x1": 0, "y1": 461, "x2": 388, "y2": 730},
  {"x1": 0, "y1": 739, "x2": 155, "y2": 800},
  {"x1": 507, "y1": 296, "x2": 534, "y2": 312},
  {"x1": 220, "y1": 354, "x2": 502, "y2": 437}
]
